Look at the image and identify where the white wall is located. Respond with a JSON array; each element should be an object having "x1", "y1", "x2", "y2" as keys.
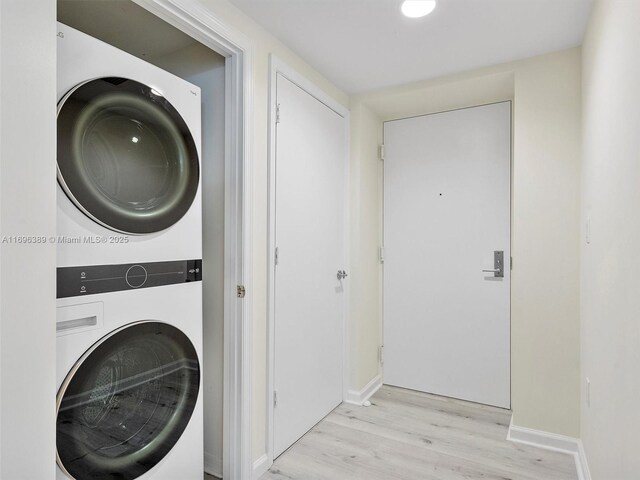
[
  {"x1": 192, "y1": 55, "x2": 227, "y2": 480},
  {"x1": 0, "y1": 0, "x2": 57, "y2": 478},
  {"x1": 353, "y1": 48, "x2": 582, "y2": 438},
  {"x1": 581, "y1": 1, "x2": 640, "y2": 477}
]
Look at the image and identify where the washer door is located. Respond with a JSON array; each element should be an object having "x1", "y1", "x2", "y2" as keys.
[
  {"x1": 56, "y1": 322, "x2": 200, "y2": 480},
  {"x1": 57, "y1": 77, "x2": 199, "y2": 234}
]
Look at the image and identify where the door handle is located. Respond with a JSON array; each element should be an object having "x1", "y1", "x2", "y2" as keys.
[
  {"x1": 483, "y1": 251, "x2": 504, "y2": 278},
  {"x1": 337, "y1": 270, "x2": 348, "y2": 280}
]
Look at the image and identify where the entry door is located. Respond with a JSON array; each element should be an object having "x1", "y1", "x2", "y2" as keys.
[
  {"x1": 273, "y1": 74, "x2": 346, "y2": 457},
  {"x1": 383, "y1": 102, "x2": 511, "y2": 409}
]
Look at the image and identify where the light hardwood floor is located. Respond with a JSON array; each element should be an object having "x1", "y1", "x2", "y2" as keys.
[{"x1": 258, "y1": 385, "x2": 578, "y2": 480}]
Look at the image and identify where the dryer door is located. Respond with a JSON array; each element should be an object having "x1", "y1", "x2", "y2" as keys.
[
  {"x1": 56, "y1": 321, "x2": 200, "y2": 480},
  {"x1": 57, "y1": 77, "x2": 199, "y2": 234}
]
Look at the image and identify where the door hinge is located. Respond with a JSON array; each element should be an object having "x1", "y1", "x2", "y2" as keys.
[
  {"x1": 511, "y1": 256, "x2": 513, "y2": 270},
  {"x1": 237, "y1": 285, "x2": 246, "y2": 298},
  {"x1": 276, "y1": 104, "x2": 281, "y2": 124},
  {"x1": 379, "y1": 144, "x2": 385, "y2": 161},
  {"x1": 379, "y1": 345, "x2": 384, "y2": 365},
  {"x1": 274, "y1": 246, "x2": 279, "y2": 266},
  {"x1": 379, "y1": 246, "x2": 385, "y2": 264},
  {"x1": 273, "y1": 390, "x2": 278, "y2": 407}
]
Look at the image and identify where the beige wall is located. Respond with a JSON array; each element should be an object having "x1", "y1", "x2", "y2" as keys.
[
  {"x1": 581, "y1": 1, "x2": 640, "y2": 477},
  {"x1": 194, "y1": 0, "x2": 349, "y2": 463},
  {"x1": 353, "y1": 48, "x2": 582, "y2": 438},
  {"x1": 349, "y1": 103, "x2": 384, "y2": 390},
  {"x1": 511, "y1": 49, "x2": 582, "y2": 437}
]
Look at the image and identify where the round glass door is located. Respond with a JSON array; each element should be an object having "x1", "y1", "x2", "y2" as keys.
[
  {"x1": 56, "y1": 322, "x2": 200, "y2": 480},
  {"x1": 57, "y1": 77, "x2": 199, "y2": 234}
]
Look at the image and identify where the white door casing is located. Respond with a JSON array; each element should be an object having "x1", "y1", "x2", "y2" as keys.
[
  {"x1": 383, "y1": 102, "x2": 511, "y2": 409},
  {"x1": 272, "y1": 72, "x2": 347, "y2": 458}
]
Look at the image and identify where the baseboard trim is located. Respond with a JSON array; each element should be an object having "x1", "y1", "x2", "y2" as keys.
[
  {"x1": 507, "y1": 417, "x2": 591, "y2": 480},
  {"x1": 344, "y1": 374, "x2": 383, "y2": 406},
  {"x1": 252, "y1": 453, "x2": 270, "y2": 480},
  {"x1": 576, "y1": 439, "x2": 593, "y2": 480},
  {"x1": 204, "y1": 451, "x2": 223, "y2": 478}
]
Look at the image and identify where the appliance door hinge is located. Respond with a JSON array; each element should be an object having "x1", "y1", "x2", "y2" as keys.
[
  {"x1": 274, "y1": 246, "x2": 279, "y2": 266},
  {"x1": 273, "y1": 390, "x2": 278, "y2": 407},
  {"x1": 236, "y1": 285, "x2": 246, "y2": 298},
  {"x1": 276, "y1": 104, "x2": 281, "y2": 124},
  {"x1": 379, "y1": 144, "x2": 385, "y2": 161}
]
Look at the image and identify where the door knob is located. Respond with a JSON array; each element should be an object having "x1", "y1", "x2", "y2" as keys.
[
  {"x1": 482, "y1": 251, "x2": 504, "y2": 278},
  {"x1": 337, "y1": 270, "x2": 348, "y2": 280}
]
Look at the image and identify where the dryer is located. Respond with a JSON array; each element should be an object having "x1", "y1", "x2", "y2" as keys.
[
  {"x1": 56, "y1": 22, "x2": 202, "y2": 267},
  {"x1": 56, "y1": 268, "x2": 203, "y2": 480}
]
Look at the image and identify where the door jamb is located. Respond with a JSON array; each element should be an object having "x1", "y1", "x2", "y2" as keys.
[
  {"x1": 132, "y1": 1, "x2": 254, "y2": 478},
  {"x1": 266, "y1": 55, "x2": 351, "y2": 471}
]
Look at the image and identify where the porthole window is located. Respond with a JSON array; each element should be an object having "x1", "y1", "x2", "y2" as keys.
[
  {"x1": 57, "y1": 78, "x2": 199, "y2": 234},
  {"x1": 56, "y1": 322, "x2": 200, "y2": 479}
]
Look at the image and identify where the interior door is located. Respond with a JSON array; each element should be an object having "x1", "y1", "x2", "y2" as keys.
[
  {"x1": 273, "y1": 74, "x2": 346, "y2": 457},
  {"x1": 383, "y1": 102, "x2": 511, "y2": 409}
]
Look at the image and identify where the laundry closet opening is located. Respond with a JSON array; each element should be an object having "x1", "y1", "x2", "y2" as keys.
[{"x1": 57, "y1": 1, "x2": 227, "y2": 477}]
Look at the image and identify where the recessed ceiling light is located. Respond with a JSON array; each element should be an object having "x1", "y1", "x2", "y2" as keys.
[{"x1": 401, "y1": 0, "x2": 437, "y2": 18}]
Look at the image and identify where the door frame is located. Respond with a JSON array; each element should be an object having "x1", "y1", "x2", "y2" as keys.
[
  {"x1": 133, "y1": 1, "x2": 254, "y2": 478},
  {"x1": 265, "y1": 55, "x2": 351, "y2": 472},
  {"x1": 381, "y1": 100, "x2": 513, "y2": 407}
]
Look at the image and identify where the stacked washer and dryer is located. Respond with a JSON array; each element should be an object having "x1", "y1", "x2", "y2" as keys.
[{"x1": 56, "y1": 24, "x2": 204, "y2": 480}]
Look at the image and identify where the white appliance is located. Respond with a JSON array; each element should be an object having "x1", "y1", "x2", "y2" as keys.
[
  {"x1": 56, "y1": 22, "x2": 202, "y2": 268},
  {"x1": 56, "y1": 280, "x2": 203, "y2": 480},
  {"x1": 56, "y1": 23, "x2": 204, "y2": 480}
]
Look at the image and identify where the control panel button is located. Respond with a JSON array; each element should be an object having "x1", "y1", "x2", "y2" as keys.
[{"x1": 125, "y1": 265, "x2": 148, "y2": 288}]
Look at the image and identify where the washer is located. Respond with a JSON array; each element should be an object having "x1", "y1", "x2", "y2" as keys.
[
  {"x1": 56, "y1": 263, "x2": 203, "y2": 480},
  {"x1": 56, "y1": 22, "x2": 204, "y2": 480},
  {"x1": 57, "y1": 22, "x2": 202, "y2": 267}
]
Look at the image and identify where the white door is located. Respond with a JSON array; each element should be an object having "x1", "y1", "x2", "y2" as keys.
[
  {"x1": 273, "y1": 74, "x2": 346, "y2": 457},
  {"x1": 383, "y1": 102, "x2": 511, "y2": 409}
]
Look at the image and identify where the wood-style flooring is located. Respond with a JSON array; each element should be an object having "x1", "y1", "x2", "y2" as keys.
[{"x1": 258, "y1": 385, "x2": 578, "y2": 480}]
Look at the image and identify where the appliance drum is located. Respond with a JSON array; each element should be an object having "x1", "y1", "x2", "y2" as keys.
[
  {"x1": 57, "y1": 77, "x2": 199, "y2": 234},
  {"x1": 56, "y1": 321, "x2": 200, "y2": 480}
]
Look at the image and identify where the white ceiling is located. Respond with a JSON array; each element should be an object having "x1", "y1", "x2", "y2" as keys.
[{"x1": 229, "y1": 0, "x2": 593, "y2": 94}]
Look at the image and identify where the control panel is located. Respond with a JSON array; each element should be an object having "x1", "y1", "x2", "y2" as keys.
[{"x1": 57, "y1": 259, "x2": 202, "y2": 298}]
